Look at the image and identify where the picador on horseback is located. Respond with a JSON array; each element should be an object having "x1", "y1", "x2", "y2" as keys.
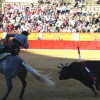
[
  {"x1": 0, "y1": 31, "x2": 30, "y2": 59},
  {"x1": 0, "y1": 31, "x2": 54, "y2": 100}
]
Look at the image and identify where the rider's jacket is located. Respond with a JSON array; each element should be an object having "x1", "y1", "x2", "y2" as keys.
[{"x1": 13, "y1": 34, "x2": 29, "y2": 49}]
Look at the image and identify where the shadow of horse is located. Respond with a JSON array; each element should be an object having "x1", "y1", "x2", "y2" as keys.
[{"x1": 0, "y1": 55, "x2": 54, "y2": 100}]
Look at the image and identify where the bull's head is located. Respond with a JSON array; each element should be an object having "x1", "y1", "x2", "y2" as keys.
[{"x1": 57, "y1": 63, "x2": 71, "y2": 80}]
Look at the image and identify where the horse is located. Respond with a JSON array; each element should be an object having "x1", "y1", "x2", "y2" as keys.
[{"x1": 0, "y1": 53, "x2": 55, "y2": 100}]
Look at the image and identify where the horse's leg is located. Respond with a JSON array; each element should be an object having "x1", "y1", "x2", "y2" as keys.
[
  {"x1": 18, "y1": 68, "x2": 27, "y2": 99},
  {"x1": 0, "y1": 76, "x2": 13, "y2": 100},
  {"x1": 18, "y1": 77, "x2": 27, "y2": 99}
]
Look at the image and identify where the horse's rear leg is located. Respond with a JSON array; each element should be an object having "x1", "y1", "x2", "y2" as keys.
[
  {"x1": 0, "y1": 76, "x2": 13, "y2": 100},
  {"x1": 18, "y1": 68, "x2": 27, "y2": 99},
  {"x1": 18, "y1": 78, "x2": 27, "y2": 99}
]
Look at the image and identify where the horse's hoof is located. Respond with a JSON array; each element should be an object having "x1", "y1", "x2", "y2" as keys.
[
  {"x1": 19, "y1": 96, "x2": 23, "y2": 99},
  {"x1": 0, "y1": 99, "x2": 5, "y2": 100},
  {"x1": 94, "y1": 92, "x2": 98, "y2": 97}
]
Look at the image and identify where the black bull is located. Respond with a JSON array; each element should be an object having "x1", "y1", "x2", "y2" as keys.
[{"x1": 57, "y1": 61, "x2": 100, "y2": 97}]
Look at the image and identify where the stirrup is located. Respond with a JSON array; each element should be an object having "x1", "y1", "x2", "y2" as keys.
[{"x1": 0, "y1": 53, "x2": 11, "y2": 59}]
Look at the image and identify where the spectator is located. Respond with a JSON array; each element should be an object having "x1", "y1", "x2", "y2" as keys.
[
  {"x1": 1, "y1": 2, "x2": 100, "y2": 33},
  {"x1": 95, "y1": 0, "x2": 100, "y2": 5},
  {"x1": 7, "y1": 22, "x2": 14, "y2": 32}
]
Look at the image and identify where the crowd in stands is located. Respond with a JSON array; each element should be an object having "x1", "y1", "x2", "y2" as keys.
[
  {"x1": 1, "y1": 0, "x2": 100, "y2": 33},
  {"x1": 95, "y1": 0, "x2": 100, "y2": 5}
]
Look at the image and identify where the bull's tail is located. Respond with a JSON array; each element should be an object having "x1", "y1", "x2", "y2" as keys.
[{"x1": 22, "y1": 62, "x2": 55, "y2": 86}]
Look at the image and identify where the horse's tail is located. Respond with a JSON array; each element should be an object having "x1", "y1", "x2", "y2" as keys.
[{"x1": 22, "y1": 62, "x2": 55, "y2": 86}]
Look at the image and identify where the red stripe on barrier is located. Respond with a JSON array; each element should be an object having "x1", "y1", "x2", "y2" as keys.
[
  {"x1": 52, "y1": 40, "x2": 65, "y2": 49},
  {"x1": 64, "y1": 41, "x2": 73, "y2": 49},
  {"x1": 96, "y1": 41, "x2": 100, "y2": 50},
  {"x1": 28, "y1": 40, "x2": 100, "y2": 50},
  {"x1": 40, "y1": 40, "x2": 53, "y2": 49},
  {"x1": 28, "y1": 40, "x2": 41, "y2": 49},
  {"x1": 74, "y1": 41, "x2": 96, "y2": 50}
]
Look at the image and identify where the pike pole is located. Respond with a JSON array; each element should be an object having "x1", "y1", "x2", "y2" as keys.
[{"x1": 77, "y1": 44, "x2": 96, "y2": 84}]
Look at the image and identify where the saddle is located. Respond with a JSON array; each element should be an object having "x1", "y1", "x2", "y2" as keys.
[
  {"x1": 7, "y1": 45, "x2": 19, "y2": 55},
  {"x1": 0, "y1": 45, "x2": 19, "y2": 55}
]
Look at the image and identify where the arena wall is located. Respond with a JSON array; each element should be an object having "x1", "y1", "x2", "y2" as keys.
[{"x1": 0, "y1": 32, "x2": 100, "y2": 50}]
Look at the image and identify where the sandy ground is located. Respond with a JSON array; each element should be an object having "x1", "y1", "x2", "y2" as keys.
[{"x1": 0, "y1": 49, "x2": 100, "y2": 100}]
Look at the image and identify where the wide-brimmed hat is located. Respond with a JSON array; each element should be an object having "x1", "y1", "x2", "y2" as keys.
[{"x1": 21, "y1": 31, "x2": 30, "y2": 36}]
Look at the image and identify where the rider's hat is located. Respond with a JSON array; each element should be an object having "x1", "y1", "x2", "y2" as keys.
[{"x1": 21, "y1": 31, "x2": 30, "y2": 36}]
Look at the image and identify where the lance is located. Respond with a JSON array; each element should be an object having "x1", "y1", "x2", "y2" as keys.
[
  {"x1": 77, "y1": 44, "x2": 96, "y2": 84},
  {"x1": 77, "y1": 44, "x2": 82, "y2": 62}
]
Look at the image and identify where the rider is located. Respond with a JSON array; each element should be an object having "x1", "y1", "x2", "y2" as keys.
[
  {"x1": 3, "y1": 31, "x2": 30, "y2": 55},
  {"x1": 9, "y1": 31, "x2": 30, "y2": 55}
]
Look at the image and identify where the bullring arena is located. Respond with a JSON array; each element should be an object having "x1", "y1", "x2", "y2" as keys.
[{"x1": 0, "y1": 49, "x2": 100, "y2": 100}]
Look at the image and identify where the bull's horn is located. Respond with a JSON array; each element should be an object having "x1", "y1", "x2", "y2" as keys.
[
  {"x1": 60, "y1": 63, "x2": 70, "y2": 67},
  {"x1": 65, "y1": 63, "x2": 70, "y2": 67},
  {"x1": 60, "y1": 63, "x2": 65, "y2": 67},
  {"x1": 57, "y1": 66, "x2": 63, "y2": 68}
]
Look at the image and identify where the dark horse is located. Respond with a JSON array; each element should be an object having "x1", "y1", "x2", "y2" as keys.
[{"x1": 0, "y1": 54, "x2": 54, "y2": 100}]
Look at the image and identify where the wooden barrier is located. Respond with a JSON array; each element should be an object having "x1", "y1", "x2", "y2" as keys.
[
  {"x1": 0, "y1": 32, "x2": 100, "y2": 50},
  {"x1": 0, "y1": 32, "x2": 100, "y2": 41},
  {"x1": 28, "y1": 40, "x2": 100, "y2": 50}
]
